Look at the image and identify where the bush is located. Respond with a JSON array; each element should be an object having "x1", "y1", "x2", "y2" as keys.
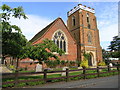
[
  {"x1": 9, "y1": 65, "x2": 16, "y2": 70},
  {"x1": 76, "y1": 60, "x2": 81, "y2": 67},
  {"x1": 98, "y1": 61, "x2": 106, "y2": 66},
  {"x1": 44, "y1": 60, "x2": 61, "y2": 68},
  {"x1": 61, "y1": 60, "x2": 65, "y2": 66},
  {"x1": 80, "y1": 57, "x2": 88, "y2": 68}
]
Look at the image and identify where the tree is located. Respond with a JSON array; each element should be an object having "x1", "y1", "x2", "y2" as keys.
[
  {"x1": 108, "y1": 36, "x2": 120, "y2": 51},
  {"x1": 22, "y1": 39, "x2": 65, "y2": 64},
  {"x1": 1, "y1": 4, "x2": 28, "y2": 64},
  {"x1": 108, "y1": 36, "x2": 120, "y2": 58},
  {"x1": 102, "y1": 49, "x2": 111, "y2": 64}
]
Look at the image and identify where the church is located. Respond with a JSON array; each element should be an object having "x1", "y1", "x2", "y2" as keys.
[
  {"x1": 18, "y1": 4, "x2": 103, "y2": 70},
  {"x1": 28, "y1": 4, "x2": 103, "y2": 67}
]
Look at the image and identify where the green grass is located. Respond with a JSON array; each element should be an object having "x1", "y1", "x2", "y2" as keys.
[{"x1": 2, "y1": 68, "x2": 119, "y2": 88}]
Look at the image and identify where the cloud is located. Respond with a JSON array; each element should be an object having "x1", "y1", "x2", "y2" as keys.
[
  {"x1": 98, "y1": 22, "x2": 118, "y2": 49},
  {"x1": 97, "y1": 3, "x2": 118, "y2": 21},
  {"x1": 99, "y1": 23, "x2": 118, "y2": 42},
  {"x1": 100, "y1": 41, "x2": 110, "y2": 50},
  {"x1": 97, "y1": 20, "x2": 110, "y2": 28},
  {"x1": 10, "y1": 14, "x2": 53, "y2": 40}
]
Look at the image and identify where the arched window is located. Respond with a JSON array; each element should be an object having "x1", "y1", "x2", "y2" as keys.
[
  {"x1": 52, "y1": 31, "x2": 67, "y2": 52},
  {"x1": 88, "y1": 31, "x2": 92, "y2": 44},
  {"x1": 86, "y1": 13, "x2": 90, "y2": 23},
  {"x1": 72, "y1": 16, "x2": 76, "y2": 26},
  {"x1": 86, "y1": 13, "x2": 91, "y2": 29}
]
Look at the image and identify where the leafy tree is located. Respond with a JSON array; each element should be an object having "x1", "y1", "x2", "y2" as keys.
[
  {"x1": 102, "y1": 49, "x2": 111, "y2": 64},
  {"x1": 108, "y1": 36, "x2": 120, "y2": 58},
  {"x1": 22, "y1": 39, "x2": 65, "y2": 64},
  {"x1": 108, "y1": 36, "x2": 120, "y2": 52},
  {"x1": 1, "y1": 4, "x2": 28, "y2": 64}
]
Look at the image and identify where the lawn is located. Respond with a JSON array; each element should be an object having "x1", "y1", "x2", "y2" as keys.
[{"x1": 2, "y1": 68, "x2": 119, "y2": 88}]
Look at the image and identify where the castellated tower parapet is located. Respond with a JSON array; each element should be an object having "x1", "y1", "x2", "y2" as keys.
[{"x1": 67, "y1": 4, "x2": 95, "y2": 16}]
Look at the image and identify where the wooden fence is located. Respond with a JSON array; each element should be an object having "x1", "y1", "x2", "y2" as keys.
[{"x1": 2, "y1": 65, "x2": 120, "y2": 87}]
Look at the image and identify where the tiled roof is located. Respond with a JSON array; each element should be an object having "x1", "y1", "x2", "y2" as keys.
[{"x1": 29, "y1": 18, "x2": 59, "y2": 43}]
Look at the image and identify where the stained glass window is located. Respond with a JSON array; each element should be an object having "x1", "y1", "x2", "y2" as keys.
[{"x1": 53, "y1": 31, "x2": 67, "y2": 52}]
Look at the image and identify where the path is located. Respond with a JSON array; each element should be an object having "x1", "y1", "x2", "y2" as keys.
[
  {"x1": 0, "y1": 64, "x2": 12, "y2": 73},
  {"x1": 26, "y1": 75, "x2": 119, "y2": 88}
]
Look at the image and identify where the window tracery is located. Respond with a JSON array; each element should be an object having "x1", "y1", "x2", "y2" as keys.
[{"x1": 52, "y1": 31, "x2": 67, "y2": 52}]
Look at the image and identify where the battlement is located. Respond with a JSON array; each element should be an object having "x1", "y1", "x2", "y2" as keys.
[{"x1": 67, "y1": 4, "x2": 95, "y2": 16}]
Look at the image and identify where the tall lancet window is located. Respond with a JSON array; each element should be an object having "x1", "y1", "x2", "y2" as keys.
[
  {"x1": 52, "y1": 31, "x2": 67, "y2": 52},
  {"x1": 72, "y1": 16, "x2": 76, "y2": 26},
  {"x1": 88, "y1": 31, "x2": 92, "y2": 44},
  {"x1": 86, "y1": 13, "x2": 91, "y2": 29}
]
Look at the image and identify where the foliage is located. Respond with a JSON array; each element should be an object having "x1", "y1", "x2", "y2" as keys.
[
  {"x1": 9, "y1": 65, "x2": 16, "y2": 70},
  {"x1": 61, "y1": 60, "x2": 66, "y2": 66},
  {"x1": 102, "y1": 49, "x2": 111, "y2": 59},
  {"x1": 80, "y1": 52, "x2": 90, "y2": 68},
  {"x1": 111, "y1": 51, "x2": 120, "y2": 58},
  {"x1": 83, "y1": 52, "x2": 91, "y2": 60},
  {"x1": 69, "y1": 61, "x2": 76, "y2": 66},
  {"x1": 76, "y1": 60, "x2": 81, "y2": 67},
  {"x1": 1, "y1": 4, "x2": 28, "y2": 61},
  {"x1": 44, "y1": 60, "x2": 59, "y2": 68},
  {"x1": 45, "y1": 60, "x2": 77, "y2": 68},
  {"x1": 108, "y1": 36, "x2": 120, "y2": 52},
  {"x1": 102, "y1": 49, "x2": 112, "y2": 65},
  {"x1": 98, "y1": 61, "x2": 106, "y2": 66},
  {"x1": 108, "y1": 36, "x2": 120, "y2": 58},
  {"x1": 22, "y1": 39, "x2": 65, "y2": 64},
  {"x1": 80, "y1": 57, "x2": 88, "y2": 68}
]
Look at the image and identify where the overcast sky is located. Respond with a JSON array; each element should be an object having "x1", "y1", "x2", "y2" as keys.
[{"x1": 2, "y1": 2, "x2": 118, "y2": 50}]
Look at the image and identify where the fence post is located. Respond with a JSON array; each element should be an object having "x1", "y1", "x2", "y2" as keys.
[
  {"x1": 14, "y1": 70, "x2": 19, "y2": 87},
  {"x1": 97, "y1": 66, "x2": 100, "y2": 77},
  {"x1": 83, "y1": 67, "x2": 86, "y2": 79},
  {"x1": 44, "y1": 69, "x2": 47, "y2": 83},
  {"x1": 66, "y1": 68, "x2": 69, "y2": 82},
  {"x1": 108, "y1": 65, "x2": 110, "y2": 72},
  {"x1": 117, "y1": 62, "x2": 119, "y2": 72}
]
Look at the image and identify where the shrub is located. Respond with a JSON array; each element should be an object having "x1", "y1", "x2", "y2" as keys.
[
  {"x1": 83, "y1": 52, "x2": 91, "y2": 60},
  {"x1": 98, "y1": 61, "x2": 106, "y2": 66},
  {"x1": 76, "y1": 60, "x2": 81, "y2": 67},
  {"x1": 69, "y1": 61, "x2": 76, "y2": 67},
  {"x1": 61, "y1": 60, "x2": 65, "y2": 66},
  {"x1": 44, "y1": 59, "x2": 61, "y2": 68},
  {"x1": 9, "y1": 65, "x2": 15, "y2": 70},
  {"x1": 80, "y1": 57, "x2": 88, "y2": 68}
]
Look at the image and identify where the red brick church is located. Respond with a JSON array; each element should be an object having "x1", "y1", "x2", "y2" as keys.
[{"x1": 9, "y1": 4, "x2": 103, "y2": 70}]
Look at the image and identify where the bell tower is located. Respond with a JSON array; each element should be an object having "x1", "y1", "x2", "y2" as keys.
[{"x1": 67, "y1": 4, "x2": 102, "y2": 66}]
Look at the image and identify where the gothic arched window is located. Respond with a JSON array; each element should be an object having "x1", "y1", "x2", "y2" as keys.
[
  {"x1": 86, "y1": 13, "x2": 91, "y2": 29},
  {"x1": 88, "y1": 31, "x2": 92, "y2": 44},
  {"x1": 86, "y1": 13, "x2": 90, "y2": 23},
  {"x1": 52, "y1": 31, "x2": 67, "y2": 52},
  {"x1": 72, "y1": 16, "x2": 76, "y2": 26}
]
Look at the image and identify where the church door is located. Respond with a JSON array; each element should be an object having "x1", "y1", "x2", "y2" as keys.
[{"x1": 88, "y1": 54, "x2": 92, "y2": 66}]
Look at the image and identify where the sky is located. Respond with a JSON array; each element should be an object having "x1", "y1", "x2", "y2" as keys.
[{"x1": 1, "y1": 1, "x2": 119, "y2": 50}]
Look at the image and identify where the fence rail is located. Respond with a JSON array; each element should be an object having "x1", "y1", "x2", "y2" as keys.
[{"x1": 2, "y1": 65, "x2": 120, "y2": 87}]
